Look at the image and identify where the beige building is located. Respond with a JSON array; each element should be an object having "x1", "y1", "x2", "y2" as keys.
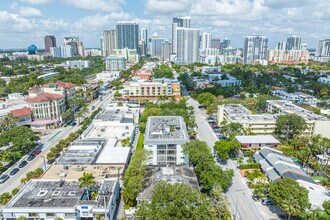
[
  {"x1": 218, "y1": 101, "x2": 330, "y2": 138},
  {"x1": 123, "y1": 79, "x2": 181, "y2": 101},
  {"x1": 26, "y1": 93, "x2": 65, "y2": 129}
]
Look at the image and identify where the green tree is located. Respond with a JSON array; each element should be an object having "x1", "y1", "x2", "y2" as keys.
[
  {"x1": 135, "y1": 182, "x2": 216, "y2": 219},
  {"x1": 1, "y1": 113, "x2": 18, "y2": 132},
  {"x1": 206, "y1": 104, "x2": 217, "y2": 116},
  {"x1": 220, "y1": 122, "x2": 245, "y2": 139},
  {"x1": 121, "y1": 137, "x2": 130, "y2": 147},
  {"x1": 11, "y1": 188, "x2": 19, "y2": 196},
  {"x1": 197, "y1": 92, "x2": 215, "y2": 107},
  {"x1": 214, "y1": 139, "x2": 241, "y2": 160},
  {"x1": 269, "y1": 178, "x2": 311, "y2": 220},
  {"x1": 16, "y1": 217, "x2": 27, "y2": 220},
  {"x1": 210, "y1": 185, "x2": 231, "y2": 220},
  {"x1": 79, "y1": 172, "x2": 96, "y2": 201},
  {"x1": 275, "y1": 114, "x2": 307, "y2": 141}
]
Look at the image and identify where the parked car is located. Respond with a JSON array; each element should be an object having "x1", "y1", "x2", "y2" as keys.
[
  {"x1": 47, "y1": 159, "x2": 55, "y2": 165},
  {"x1": 27, "y1": 154, "x2": 35, "y2": 161},
  {"x1": 9, "y1": 168, "x2": 19, "y2": 176},
  {"x1": 0, "y1": 174, "x2": 9, "y2": 184},
  {"x1": 18, "y1": 160, "x2": 28, "y2": 168},
  {"x1": 70, "y1": 121, "x2": 77, "y2": 126},
  {"x1": 33, "y1": 149, "x2": 42, "y2": 156},
  {"x1": 91, "y1": 106, "x2": 95, "y2": 110},
  {"x1": 55, "y1": 153, "x2": 61, "y2": 159},
  {"x1": 218, "y1": 135, "x2": 228, "y2": 140},
  {"x1": 262, "y1": 198, "x2": 274, "y2": 206}
]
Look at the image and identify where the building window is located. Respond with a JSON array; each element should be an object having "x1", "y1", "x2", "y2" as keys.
[{"x1": 46, "y1": 213, "x2": 55, "y2": 217}]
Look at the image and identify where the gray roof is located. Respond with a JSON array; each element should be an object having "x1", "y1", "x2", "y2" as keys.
[
  {"x1": 144, "y1": 116, "x2": 189, "y2": 145},
  {"x1": 254, "y1": 147, "x2": 315, "y2": 183},
  {"x1": 5, "y1": 180, "x2": 116, "y2": 209}
]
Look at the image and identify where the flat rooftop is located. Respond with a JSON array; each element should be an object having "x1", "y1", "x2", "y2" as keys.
[
  {"x1": 267, "y1": 100, "x2": 329, "y2": 121},
  {"x1": 5, "y1": 179, "x2": 116, "y2": 209},
  {"x1": 41, "y1": 164, "x2": 124, "y2": 180},
  {"x1": 137, "y1": 166, "x2": 199, "y2": 201},
  {"x1": 236, "y1": 135, "x2": 280, "y2": 144},
  {"x1": 144, "y1": 116, "x2": 189, "y2": 145},
  {"x1": 58, "y1": 139, "x2": 105, "y2": 165}
]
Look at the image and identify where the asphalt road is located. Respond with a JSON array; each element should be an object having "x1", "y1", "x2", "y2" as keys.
[
  {"x1": 0, "y1": 89, "x2": 114, "y2": 195},
  {"x1": 187, "y1": 98, "x2": 267, "y2": 220}
]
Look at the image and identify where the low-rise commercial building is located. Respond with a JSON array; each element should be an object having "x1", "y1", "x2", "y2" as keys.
[
  {"x1": 123, "y1": 79, "x2": 181, "y2": 101},
  {"x1": 2, "y1": 179, "x2": 120, "y2": 220},
  {"x1": 235, "y1": 135, "x2": 280, "y2": 151},
  {"x1": 95, "y1": 71, "x2": 121, "y2": 83},
  {"x1": 144, "y1": 116, "x2": 189, "y2": 166},
  {"x1": 26, "y1": 93, "x2": 66, "y2": 129},
  {"x1": 10, "y1": 107, "x2": 32, "y2": 126}
]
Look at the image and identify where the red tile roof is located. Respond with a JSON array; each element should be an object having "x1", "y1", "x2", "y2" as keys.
[
  {"x1": 10, "y1": 107, "x2": 32, "y2": 117},
  {"x1": 44, "y1": 81, "x2": 76, "y2": 89},
  {"x1": 26, "y1": 93, "x2": 64, "y2": 103},
  {"x1": 27, "y1": 86, "x2": 43, "y2": 92}
]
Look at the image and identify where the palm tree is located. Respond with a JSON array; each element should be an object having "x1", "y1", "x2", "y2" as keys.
[
  {"x1": 1, "y1": 113, "x2": 18, "y2": 132},
  {"x1": 79, "y1": 172, "x2": 96, "y2": 201}
]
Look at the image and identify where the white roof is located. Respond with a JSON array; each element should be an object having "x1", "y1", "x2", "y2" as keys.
[
  {"x1": 235, "y1": 135, "x2": 280, "y2": 144},
  {"x1": 95, "y1": 139, "x2": 130, "y2": 165},
  {"x1": 297, "y1": 180, "x2": 330, "y2": 209}
]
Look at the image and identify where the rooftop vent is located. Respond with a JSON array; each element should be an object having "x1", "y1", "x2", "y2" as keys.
[
  {"x1": 68, "y1": 191, "x2": 76, "y2": 196},
  {"x1": 37, "y1": 190, "x2": 48, "y2": 197},
  {"x1": 52, "y1": 191, "x2": 60, "y2": 196}
]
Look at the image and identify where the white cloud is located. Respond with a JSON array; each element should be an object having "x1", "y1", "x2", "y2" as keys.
[
  {"x1": 146, "y1": 0, "x2": 194, "y2": 14},
  {"x1": 62, "y1": 0, "x2": 125, "y2": 12},
  {"x1": 18, "y1": 7, "x2": 43, "y2": 17},
  {"x1": 191, "y1": 0, "x2": 253, "y2": 16},
  {"x1": 20, "y1": 0, "x2": 53, "y2": 4}
]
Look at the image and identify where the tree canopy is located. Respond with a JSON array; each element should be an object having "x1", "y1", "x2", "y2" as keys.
[
  {"x1": 269, "y1": 178, "x2": 310, "y2": 219},
  {"x1": 183, "y1": 141, "x2": 233, "y2": 193},
  {"x1": 214, "y1": 139, "x2": 241, "y2": 160},
  {"x1": 197, "y1": 92, "x2": 215, "y2": 107},
  {"x1": 275, "y1": 114, "x2": 307, "y2": 141},
  {"x1": 135, "y1": 182, "x2": 216, "y2": 220}
]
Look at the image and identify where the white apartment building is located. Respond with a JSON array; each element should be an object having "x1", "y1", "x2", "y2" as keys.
[
  {"x1": 271, "y1": 90, "x2": 318, "y2": 105},
  {"x1": 144, "y1": 116, "x2": 189, "y2": 166},
  {"x1": 105, "y1": 57, "x2": 126, "y2": 71},
  {"x1": 318, "y1": 76, "x2": 330, "y2": 85},
  {"x1": 218, "y1": 100, "x2": 330, "y2": 138},
  {"x1": 176, "y1": 27, "x2": 199, "y2": 65}
]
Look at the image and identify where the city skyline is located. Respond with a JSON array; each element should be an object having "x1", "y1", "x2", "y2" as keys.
[{"x1": 0, "y1": 0, "x2": 329, "y2": 49}]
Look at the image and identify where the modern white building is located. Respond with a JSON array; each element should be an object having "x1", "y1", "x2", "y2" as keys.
[
  {"x1": 149, "y1": 32, "x2": 165, "y2": 59},
  {"x1": 271, "y1": 90, "x2": 318, "y2": 105},
  {"x1": 316, "y1": 39, "x2": 330, "y2": 62},
  {"x1": 144, "y1": 116, "x2": 189, "y2": 166},
  {"x1": 176, "y1": 27, "x2": 199, "y2": 65},
  {"x1": 172, "y1": 16, "x2": 190, "y2": 54},
  {"x1": 201, "y1": 32, "x2": 212, "y2": 50},
  {"x1": 243, "y1": 35, "x2": 268, "y2": 64},
  {"x1": 161, "y1": 40, "x2": 171, "y2": 62},
  {"x1": 65, "y1": 60, "x2": 91, "y2": 69},
  {"x1": 105, "y1": 57, "x2": 126, "y2": 71},
  {"x1": 95, "y1": 71, "x2": 121, "y2": 83},
  {"x1": 286, "y1": 35, "x2": 302, "y2": 50},
  {"x1": 2, "y1": 179, "x2": 120, "y2": 220},
  {"x1": 110, "y1": 48, "x2": 139, "y2": 63}
]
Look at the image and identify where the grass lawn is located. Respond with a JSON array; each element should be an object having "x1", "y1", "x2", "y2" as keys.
[{"x1": 311, "y1": 176, "x2": 328, "y2": 181}]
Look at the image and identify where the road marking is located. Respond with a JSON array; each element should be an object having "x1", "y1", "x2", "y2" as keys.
[
  {"x1": 238, "y1": 195, "x2": 250, "y2": 220},
  {"x1": 47, "y1": 131, "x2": 61, "y2": 141}
]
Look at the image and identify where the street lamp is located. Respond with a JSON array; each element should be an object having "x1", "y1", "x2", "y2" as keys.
[{"x1": 41, "y1": 156, "x2": 47, "y2": 171}]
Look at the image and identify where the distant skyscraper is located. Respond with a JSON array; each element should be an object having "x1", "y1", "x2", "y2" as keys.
[
  {"x1": 102, "y1": 29, "x2": 116, "y2": 57},
  {"x1": 149, "y1": 32, "x2": 165, "y2": 59},
  {"x1": 176, "y1": 27, "x2": 199, "y2": 65},
  {"x1": 220, "y1": 38, "x2": 231, "y2": 54},
  {"x1": 201, "y1": 32, "x2": 212, "y2": 50},
  {"x1": 316, "y1": 39, "x2": 330, "y2": 57},
  {"x1": 172, "y1": 17, "x2": 191, "y2": 54},
  {"x1": 44, "y1": 36, "x2": 56, "y2": 54},
  {"x1": 277, "y1": 42, "x2": 286, "y2": 50},
  {"x1": 116, "y1": 22, "x2": 139, "y2": 51},
  {"x1": 64, "y1": 37, "x2": 84, "y2": 57},
  {"x1": 211, "y1": 38, "x2": 221, "y2": 50},
  {"x1": 161, "y1": 40, "x2": 171, "y2": 62},
  {"x1": 140, "y1": 28, "x2": 148, "y2": 42},
  {"x1": 243, "y1": 35, "x2": 268, "y2": 64},
  {"x1": 27, "y1": 44, "x2": 37, "y2": 55},
  {"x1": 286, "y1": 36, "x2": 301, "y2": 50}
]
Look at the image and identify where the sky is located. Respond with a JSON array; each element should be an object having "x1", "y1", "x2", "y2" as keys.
[{"x1": 0, "y1": 0, "x2": 329, "y2": 49}]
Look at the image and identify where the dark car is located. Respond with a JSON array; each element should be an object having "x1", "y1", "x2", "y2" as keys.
[
  {"x1": 70, "y1": 121, "x2": 77, "y2": 126},
  {"x1": 47, "y1": 159, "x2": 55, "y2": 165},
  {"x1": 55, "y1": 153, "x2": 61, "y2": 159},
  {"x1": 91, "y1": 106, "x2": 95, "y2": 110},
  {"x1": 33, "y1": 149, "x2": 42, "y2": 156},
  {"x1": 9, "y1": 168, "x2": 19, "y2": 176},
  {"x1": 19, "y1": 160, "x2": 28, "y2": 168},
  {"x1": 262, "y1": 198, "x2": 274, "y2": 206},
  {"x1": 0, "y1": 174, "x2": 9, "y2": 184},
  {"x1": 27, "y1": 154, "x2": 35, "y2": 161},
  {"x1": 218, "y1": 135, "x2": 228, "y2": 140}
]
